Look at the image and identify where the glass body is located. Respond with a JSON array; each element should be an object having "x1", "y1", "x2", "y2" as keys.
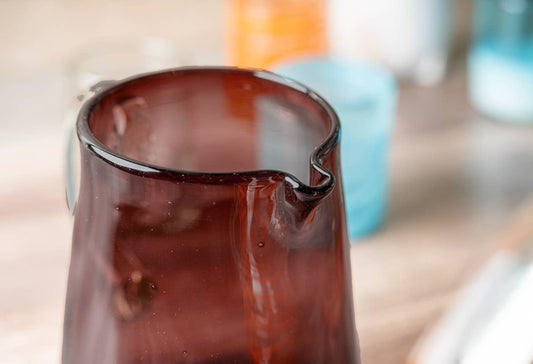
[
  {"x1": 62, "y1": 68, "x2": 360, "y2": 363},
  {"x1": 275, "y1": 58, "x2": 397, "y2": 240},
  {"x1": 468, "y1": 0, "x2": 533, "y2": 122},
  {"x1": 228, "y1": 0, "x2": 327, "y2": 69}
]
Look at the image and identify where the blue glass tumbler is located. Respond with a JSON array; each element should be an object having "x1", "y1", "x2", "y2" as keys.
[
  {"x1": 274, "y1": 58, "x2": 397, "y2": 240},
  {"x1": 468, "y1": 0, "x2": 533, "y2": 122}
]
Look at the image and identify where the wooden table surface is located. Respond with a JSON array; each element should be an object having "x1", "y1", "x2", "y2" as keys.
[{"x1": 2, "y1": 63, "x2": 533, "y2": 364}]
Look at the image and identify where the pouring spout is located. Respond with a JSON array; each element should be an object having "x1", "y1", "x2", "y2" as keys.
[{"x1": 282, "y1": 157, "x2": 336, "y2": 224}]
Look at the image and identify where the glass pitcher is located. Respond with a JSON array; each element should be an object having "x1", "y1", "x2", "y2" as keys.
[{"x1": 62, "y1": 67, "x2": 360, "y2": 364}]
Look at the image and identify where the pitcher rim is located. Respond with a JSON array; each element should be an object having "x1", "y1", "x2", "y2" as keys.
[{"x1": 77, "y1": 66, "x2": 340, "y2": 197}]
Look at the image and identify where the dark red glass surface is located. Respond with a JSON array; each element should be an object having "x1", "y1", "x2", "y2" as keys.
[{"x1": 63, "y1": 67, "x2": 360, "y2": 364}]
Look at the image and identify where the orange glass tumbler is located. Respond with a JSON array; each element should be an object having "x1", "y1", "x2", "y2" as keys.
[{"x1": 228, "y1": 0, "x2": 328, "y2": 69}]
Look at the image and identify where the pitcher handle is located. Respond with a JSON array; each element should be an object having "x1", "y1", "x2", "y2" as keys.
[
  {"x1": 65, "y1": 80, "x2": 118, "y2": 215},
  {"x1": 65, "y1": 115, "x2": 79, "y2": 215}
]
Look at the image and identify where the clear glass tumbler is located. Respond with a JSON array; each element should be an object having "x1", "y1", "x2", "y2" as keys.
[{"x1": 64, "y1": 38, "x2": 192, "y2": 212}]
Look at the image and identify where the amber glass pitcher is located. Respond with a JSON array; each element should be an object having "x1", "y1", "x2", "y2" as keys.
[{"x1": 62, "y1": 67, "x2": 360, "y2": 364}]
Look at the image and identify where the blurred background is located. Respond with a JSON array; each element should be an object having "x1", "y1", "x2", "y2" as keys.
[{"x1": 2, "y1": 0, "x2": 533, "y2": 363}]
